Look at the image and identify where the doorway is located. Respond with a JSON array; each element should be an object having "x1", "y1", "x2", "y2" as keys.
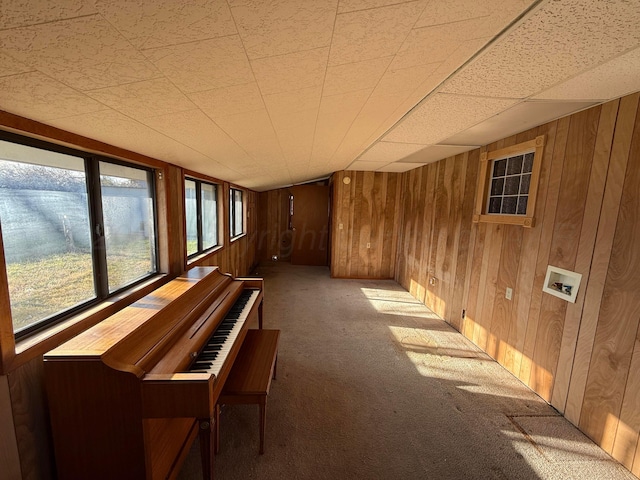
[{"x1": 289, "y1": 185, "x2": 329, "y2": 266}]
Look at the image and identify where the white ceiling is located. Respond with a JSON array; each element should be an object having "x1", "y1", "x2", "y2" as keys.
[{"x1": 1, "y1": 0, "x2": 639, "y2": 191}]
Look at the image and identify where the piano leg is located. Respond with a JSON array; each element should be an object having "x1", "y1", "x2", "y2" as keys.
[
  {"x1": 199, "y1": 417, "x2": 215, "y2": 480},
  {"x1": 258, "y1": 301, "x2": 263, "y2": 329},
  {"x1": 259, "y1": 400, "x2": 266, "y2": 455}
]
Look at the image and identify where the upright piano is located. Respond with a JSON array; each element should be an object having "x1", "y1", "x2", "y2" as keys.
[{"x1": 43, "y1": 266, "x2": 263, "y2": 480}]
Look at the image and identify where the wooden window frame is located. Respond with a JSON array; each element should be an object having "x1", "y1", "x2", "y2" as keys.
[
  {"x1": 184, "y1": 176, "x2": 220, "y2": 259},
  {"x1": 473, "y1": 135, "x2": 545, "y2": 228},
  {"x1": 229, "y1": 187, "x2": 245, "y2": 239},
  {"x1": 0, "y1": 131, "x2": 160, "y2": 340}
]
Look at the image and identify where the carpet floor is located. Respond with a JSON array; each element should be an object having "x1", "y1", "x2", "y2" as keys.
[{"x1": 179, "y1": 262, "x2": 635, "y2": 480}]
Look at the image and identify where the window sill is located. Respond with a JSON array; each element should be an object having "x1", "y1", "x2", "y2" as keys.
[
  {"x1": 10, "y1": 273, "x2": 168, "y2": 373},
  {"x1": 187, "y1": 245, "x2": 224, "y2": 267},
  {"x1": 230, "y1": 233, "x2": 246, "y2": 244}
]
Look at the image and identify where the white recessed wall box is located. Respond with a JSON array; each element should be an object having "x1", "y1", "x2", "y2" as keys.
[{"x1": 542, "y1": 265, "x2": 582, "y2": 303}]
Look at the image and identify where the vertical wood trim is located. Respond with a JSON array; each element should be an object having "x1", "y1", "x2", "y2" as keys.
[
  {"x1": 565, "y1": 94, "x2": 640, "y2": 425},
  {"x1": 10, "y1": 358, "x2": 53, "y2": 480},
  {"x1": 420, "y1": 166, "x2": 436, "y2": 303},
  {"x1": 551, "y1": 99, "x2": 618, "y2": 412},
  {"x1": 0, "y1": 223, "x2": 16, "y2": 373},
  {"x1": 0, "y1": 375, "x2": 21, "y2": 479},
  {"x1": 464, "y1": 223, "x2": 486, "y2": 339},
  {"x1": 449, "y1": 152, "x2": 471, "y2": 331}
]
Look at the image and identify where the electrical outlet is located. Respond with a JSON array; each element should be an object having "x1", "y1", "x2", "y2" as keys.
[
  {"x1": 461, "y1": 309, "x2": 466, "y2": 319},
  {"x1": 505, "y1": 287, "x2": 513, "y2": 300},
  {"x1": 429, "y1": 277, "x2": 436, "y2": 286},
  {"x1": 366, "y1": 242, "x2": 371, "y2": 248},
  {"x1": 339, "y1": 223, "x2": 343, "y2": 230}
]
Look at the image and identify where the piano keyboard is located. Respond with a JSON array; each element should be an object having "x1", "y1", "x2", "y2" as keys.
[{"x1": 188, "y1": 289, "x2": 259, "y2": 376}]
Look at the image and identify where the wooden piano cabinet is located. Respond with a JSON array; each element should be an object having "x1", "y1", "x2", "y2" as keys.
[
  {"x1": 44, "y1": 361, "x2": 148, "y2": 479},
  {"x1": 43, "y1": 267, "x2": 264, "y2": 480}
]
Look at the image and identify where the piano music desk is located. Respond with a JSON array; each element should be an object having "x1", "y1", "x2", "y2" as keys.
[{"x1": 215, "y1": 329, "x2": 280, "y2": 455}]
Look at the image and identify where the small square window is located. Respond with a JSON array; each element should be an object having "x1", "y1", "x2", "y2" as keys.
[{"x1": 473, "y1": 135, "x2": 545, "y2": 228}]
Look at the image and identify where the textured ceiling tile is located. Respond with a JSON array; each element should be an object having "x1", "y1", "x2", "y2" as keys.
[
  {"x1": 384, "y1": 93, "x2": 516, "y2": 144},
  {"x1": 400, "y1": 144, "x2": 476, "y2": 163},
  {"x1": 337, "y1": 0, "x2": 419, "y2": 14},
  {"x1": 319, "y1": 88, "x2": 371, "y2": 114},
  {"x1": 390, "y1": 18, "x2": 488, "y2": 71},
  {"x1": 86, "y1": 78, "x2": 195, "y2": 119},
  {"x1": 348, "y1": 160, "x2": 390, "y2": 170},
  {"x1": 329, "y1": 1, "x2": 426, "y2": 66},
  {"x1": 443, "y1": 100, "x2": 596, "y2": 146},
  {"x1": 414, "y1": 0, "x2": 493, "y2": 27},
  {"x1": 323, "y1": 56, "x2": 392, "y2": 96},
  {"x1": 533, "y1": 47, "x2": 640, "y2": 101},
  {"x1": 0, "y1": 1, "x2": 97, "y2": 29},
  {"x1": 312, "y1": 110, "x2": 358, "y2": 161},
  {"x1": 47, "y1": 109, "x2": 206, "y2": 166},
  {"x1": 94, "y1": 0, "x2": 236, "y2": 50},
  {"x1": 327, "y1": 94, "x2": 410, "y2": 167},
  {"x1": 188, "y1": 83, "x2": 264, "y2": 119},
  {"x1": 0, "y1": 72, "x2": 108, "y2": 121},
  {"x1": 143, "y1": 109, "x2": 251, "y2": 168},
  {"x1": 358, "y1": 36, "x2": 491, "y2": 149},
  {"x1": 231, "y1": 0, "x2": 337, "y2": 59},
  {"x1": 377, "y1": 161, "x2": 424, "y2": 172},
  {"x1": 371, "y1": 62, "x2": 439, "y2": 97},
  {"x1": 251, "y1": 47, "x2": 329, "y2": 95},
  {"x1": 357, "y1": 141, "x2": 427, "y2": 163},
  {"x1": 312, "y1": 90, "x2": 371, "y2": 159},
  {"x1": 0, "y1": 15, "x2": 159, "y2": 91},
  {"x1": 441, "y1": 0, "x2": 640, "y2": 98},
  {"x1": 271, "y1": 109, "x2": 317, "y2": 163},
  {"x1": 214, "y1": 109, "x2": 285, "y2": 163},
  {"x1": 263, "y1": 86, "x2": 322, "y2": 117},
  {"x1": 144, "y1": 36, "x2": 253, "y2": 93},
  {"x1": 0, "y1": 53, "x2": 33, "y2": 77}
]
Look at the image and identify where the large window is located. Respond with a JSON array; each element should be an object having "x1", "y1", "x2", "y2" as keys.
[
  {"x1": 229, "y1": 187, "x2": 244, "y2": 238},
  {"x1": 185, "y1": 177, "x2": 219, "y2": 257},
  {"x1": 0, "y1": 134, "x2": 157, "y2": 337}
]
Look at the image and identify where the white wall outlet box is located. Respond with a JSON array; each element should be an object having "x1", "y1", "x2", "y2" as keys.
[
  {"x1": 505, "y1": 287, "x2": 513, "y2": 300},
  {"x1": 542, "y1": 265, "x2": 582, "y2": 303}
]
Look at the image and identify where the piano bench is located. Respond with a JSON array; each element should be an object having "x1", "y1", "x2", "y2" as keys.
[{"x1": 215, "y1": 328, "x2": 280, "y2": 455}]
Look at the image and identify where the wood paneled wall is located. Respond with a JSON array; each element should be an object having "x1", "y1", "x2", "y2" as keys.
[
  {"x1": 395, "y1": 93, "x2": 640, "y2": 476},
  {"x1": 257, "y1": 188, "x2": 291, "y2": 263},
  {"x1": 331, "y1": 171, "x2": 402, "y2": 278}
]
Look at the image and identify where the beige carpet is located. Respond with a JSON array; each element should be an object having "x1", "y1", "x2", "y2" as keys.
[{"x1": 179, "y1": 262, "x2": 635, "y2": 480}]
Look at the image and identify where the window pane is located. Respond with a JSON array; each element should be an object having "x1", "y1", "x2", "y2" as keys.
[
  {"x1": 506, "y1": 155, "x2": 523, "y2": 175},
  {"x1": 185, "y1": 179, "x2": 197, "y2": 256},
  {"x1": 493, "y1": 159, "x2": 506, "y2": 177},
  {"x1": 100, "y1": 161, "x2": 156, "y2": 293},
  {"x1": 0, "y1": 140, "x2": 95, "y2": 333},
  {"x1": 201, "y1": 183, "x2": 217, "y2": 250},
  {"x1": 234, "y1": 189, "x2": 243, "y2": 236}
]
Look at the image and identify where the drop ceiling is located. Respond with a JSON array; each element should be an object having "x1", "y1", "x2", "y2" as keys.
[{"x1": 1, "y1": 0, "x2": 639, "y2": 191}]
